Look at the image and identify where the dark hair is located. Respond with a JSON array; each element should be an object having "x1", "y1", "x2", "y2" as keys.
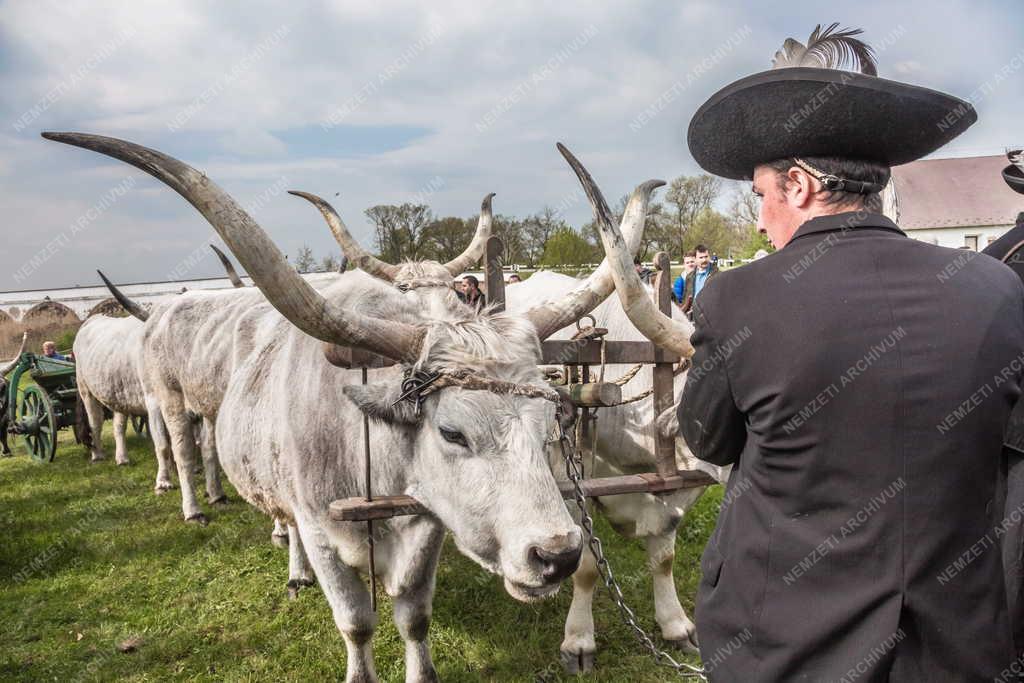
[
  {"x1": 1017, "y1": 211, "x2": 1024, "y2": 227},
  {"x1": 684, "y1": 250, "x2": 697, "y2": 258},
  {"x1": 633, "y1": 256, "x2": 642, "y2": 265},
  {"x1": 695, "y1": 244, "x2": 709, "y2": 254},
  {"x1": 766, "y1": 156, "x2": 890, "y2": 213},
  {"x1": 464, "y1": 275, "x2": 479, "y2": 287}
]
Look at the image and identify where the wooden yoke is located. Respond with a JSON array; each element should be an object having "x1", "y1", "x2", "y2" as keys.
[
  {"x1": 651, "y1": 252, "x2": 679, "y2": 478},
  {"x1": 485, "y1": 235, "x2": 506, "y2": 313}
]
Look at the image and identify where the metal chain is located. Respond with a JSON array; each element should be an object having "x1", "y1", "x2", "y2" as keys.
[{"x1": 556, "y1": 407, "x2": 707, "y2": 680}]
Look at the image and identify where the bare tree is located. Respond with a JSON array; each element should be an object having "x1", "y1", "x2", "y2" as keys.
[
  {"x1": 293, "y1": 245, "x2": 316, "y2": 273},
  {"x1": 364, "y1": 203, "x2": 434, "y2": 262},
  {"x1": 665, "y1": 174, "x2": 722, "y2": 253},
  {"x1": 524, "y1": 206, "x2": 569, "y2": 267}
]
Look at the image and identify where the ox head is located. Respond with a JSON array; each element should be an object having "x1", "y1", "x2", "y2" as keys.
[{"x1": 42, "y1": 133, "x2": 657, "y2": 601}]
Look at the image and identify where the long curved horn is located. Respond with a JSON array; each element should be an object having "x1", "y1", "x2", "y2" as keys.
[
  {"x1": 287, "y1": 191, "x2": 400, "y2": 281},
  {"x1": 443, "y1": 193, "x2": 495, "y2": 276},
  {"x1": 97, "y1": 270, "x2": 149, "y2": 322},
  {"x1": 556, "y1": 144, "x2": 694, "y2": 358},
  {"x1": 524, "y1": 146, "x2": 662, "y2": 340},
  {"x1": 210, "y1": 244, "x2": 245, "y2": 288},
  {"x1": 1, "y1": 332, "x2": 28, "y2": 376},
  {"x1": 45, "y1": 133, "x2": 423, "y2": 363}
]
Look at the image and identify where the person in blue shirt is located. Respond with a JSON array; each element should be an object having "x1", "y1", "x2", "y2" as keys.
[
  {"x1": 679, "y1": 245, "x2": 719, "y2": 319},
  {"x1": 672, "y1": 250, "x2": 696, "y2": 306}
]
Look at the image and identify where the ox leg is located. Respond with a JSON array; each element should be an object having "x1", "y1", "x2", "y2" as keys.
[
  {"x1": 646, "y1": 531, "x2": 699, "y2": 653},
  {"x1": 200, "y1": 416, "x2": 227, "y2": 505},
  {"x1": 163, "y1": 401, "x2": 206, "y2": 524},
  {"x1": 560, "y1": 546, "x2": 598, "y2": 674},
  {"x1": 147, "y1": 399, "x2": 176, "y2": 493},
  {"x1": 391, "y1": 534, "x2": 443, "y2": 682},
  {"x1": 295, "y1": 518, "x2": 379, "y2": 683},
  {"x1": 82, "y1": 392, "x2": 108, "y2": 462},
  {"x1": 1, "y1": 421, "x2": 11, "y2": 456},
  {"x1": 271, "y1": 518, "x2": 289, "y2": 548},
  {"x1": 112, "y1": 412, "x2": 130, "y2": 466},
  {"x1": 286, "y1": 524, "x2": 316, "y2": 599}
]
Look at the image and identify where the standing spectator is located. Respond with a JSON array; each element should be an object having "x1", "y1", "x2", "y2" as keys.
[
  {"x1": 507, "y1": 274, "x2": 522, "y2": 284},
  {"x1": 673, "y1": 251, "x2": 697, "y2": 305},
  {"x1": 633, "y1": 257, "x2": 654, "y2": 285},
  {"x1": 460, "y1": 275, "x2": 486, "y2": 311},
  {"x1": 679, "y1": 244, "x2": 719, "y2": 319}
]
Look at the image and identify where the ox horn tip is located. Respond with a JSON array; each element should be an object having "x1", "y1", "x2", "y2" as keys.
[{"x1": 482, "y1": 192, "x2": 496, "y2": 210}]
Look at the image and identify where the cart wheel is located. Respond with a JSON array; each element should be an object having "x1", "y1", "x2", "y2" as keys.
[
  {"x1": 19, "y1": 386, "x2": 57, "y2": 462},
  {"x1": 130, "y1": 415, "x2": 149, "y2": 438}
]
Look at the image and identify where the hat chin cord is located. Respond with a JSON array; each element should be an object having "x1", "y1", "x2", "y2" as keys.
[{"x1": 793, "y1": 158, "x2": 885, "y2": 195}]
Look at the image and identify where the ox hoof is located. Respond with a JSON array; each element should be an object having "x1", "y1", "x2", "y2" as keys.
[
  {"x1": 154, "y1": 483, "x2": 177, "y2": 495},
  {"x1": 208, "y1": 495, "x2": 229, "y2": 506},
  {"x1": 286, "y1": 578, "x2": 315, "y2": 600},
  {"x1": 666, "y1": 633, "x2": 700, "y2": 655},
  {"x1": 186, "y1": 513, "x2": 209, "y2": 526},
  {"x1": 116, "y1": 459, "x2": 131, "y2": 467},
  {"x1": 560, "y1": 649, "x2": 595, "y2": 674},
  {"x1": 271, "y1": 533, "x2": 289, "y2": 549}
]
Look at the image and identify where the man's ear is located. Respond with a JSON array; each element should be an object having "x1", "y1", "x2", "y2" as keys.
[
  {"x1": 343, "y1": 384, "x2": 421, "y2": 425},
  {"x1": 787, "y1": 167, "x2": 817, "y2": 208}
]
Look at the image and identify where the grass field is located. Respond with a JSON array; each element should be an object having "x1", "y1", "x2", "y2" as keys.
[{"x1": 0, "y1": 421, "x2": 721, "y2": 682}]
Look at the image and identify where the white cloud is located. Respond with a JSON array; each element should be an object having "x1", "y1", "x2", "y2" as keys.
[{"x1": 0, "y1": 0, "x2": 1021, "y2": 288}]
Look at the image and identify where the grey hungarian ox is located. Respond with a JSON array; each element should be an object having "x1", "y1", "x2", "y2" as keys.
[
  {"x1": 290, "y1": 152, "x2": 708, "y2": 671},
  {"x1": 44, "y1": 131, "x2": 656, "y2": 682},
  {"x1": 75, "y1": 247, "x2": 246, "y2": 469}
]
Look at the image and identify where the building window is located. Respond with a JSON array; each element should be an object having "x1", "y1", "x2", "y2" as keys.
[{"x1": 964, "y1": 235, "x2": 979, "y2": 251}]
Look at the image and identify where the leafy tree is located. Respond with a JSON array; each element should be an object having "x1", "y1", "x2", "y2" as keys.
[
  {"x1": 539, "y1": 227, "x2": 594, "y2": 268},
  {"x1": 422, "y1": 216, "x2": 475, "y2": 263}
]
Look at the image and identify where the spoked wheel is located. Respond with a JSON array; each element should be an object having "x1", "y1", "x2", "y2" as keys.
[
  {"x1": 19, "y1": 386, "x2": 57, "y2": 462},
  {"x1": 130, "y1": 415, "x2": 149, "y2": 438}
]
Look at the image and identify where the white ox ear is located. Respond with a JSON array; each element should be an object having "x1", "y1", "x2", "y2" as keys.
[{"x1": 343, "y1": 384, "x2": 420, "y2": 425}]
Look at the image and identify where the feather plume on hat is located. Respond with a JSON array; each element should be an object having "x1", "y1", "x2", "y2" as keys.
[{"x1": 771, "y1": 23, "x2": 878, "y2": 75}]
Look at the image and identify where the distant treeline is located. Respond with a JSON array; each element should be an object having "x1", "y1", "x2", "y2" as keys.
[{"x1": 290, "y1": 173, "x2": 773, "y2": 273}]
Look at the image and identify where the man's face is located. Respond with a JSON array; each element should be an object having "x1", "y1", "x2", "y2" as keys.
[
  {"x1": 683, "y1": 256, "x2": 696, "y2": 272},
  {"x1": 753, "y1": 164, "x2": 804, "y2": 249},
  {"x1": 696, "y1": 251, "x2": 710, "y2": 270},
  {"x1": 42, "y1": 343, "x2": 55, "y2": 356}
]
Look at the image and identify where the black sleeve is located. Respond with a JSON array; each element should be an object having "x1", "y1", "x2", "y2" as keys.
[{"x1": 677, "y1": 299, "x2": 746, "y2": 466}]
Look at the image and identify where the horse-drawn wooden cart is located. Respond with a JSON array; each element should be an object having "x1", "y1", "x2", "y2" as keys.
[{"x1": 5, "y1": 351, "x2": 81, "y2": 461}]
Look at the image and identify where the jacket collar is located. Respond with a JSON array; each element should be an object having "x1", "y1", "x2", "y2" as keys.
[{"x1": 788, "y1": 211, "x2": 905, "y2": 247}]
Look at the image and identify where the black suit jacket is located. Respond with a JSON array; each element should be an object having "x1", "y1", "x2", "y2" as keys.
[{"x1": 679, "y1": 212, "x2": 1024, "y2": 682}]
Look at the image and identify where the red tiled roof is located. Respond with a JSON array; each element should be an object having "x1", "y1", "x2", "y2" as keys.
[{"x1": 889, "y1": 155, "x2": 1024, "y2": 230}]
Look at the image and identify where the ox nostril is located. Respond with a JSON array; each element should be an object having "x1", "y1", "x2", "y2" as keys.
[{"x1": 529, "y1": 544, "x2": 583, "y2": 583}]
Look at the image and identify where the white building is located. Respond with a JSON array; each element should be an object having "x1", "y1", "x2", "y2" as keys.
[{"x1": 883, "y1": 155, "x2": 1024, "y2": 250}]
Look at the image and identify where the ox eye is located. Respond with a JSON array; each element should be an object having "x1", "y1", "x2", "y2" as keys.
[{"x1": 439, "y1": 427, "x2": 468, "y2": 448}]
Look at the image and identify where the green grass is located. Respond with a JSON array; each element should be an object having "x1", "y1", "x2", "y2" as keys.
[{"x1": 0, "y1": 424, "x2": 722, "y2": 682}]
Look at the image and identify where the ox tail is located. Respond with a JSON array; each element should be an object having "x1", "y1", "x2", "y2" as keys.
[
  {"x1": 209, "y1": 244, "x2": 246, "y2": 288},
  {"x1": 75, "y1": 392, "x2": 93, "y2": 450},
  {"x1": 96, "y1": 270, "x2": 149, "y2": 322}
]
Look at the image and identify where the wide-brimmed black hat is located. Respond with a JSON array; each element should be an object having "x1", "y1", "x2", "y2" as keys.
[
  {"x1": 1004, "y1": 151, "x2": 1024, "y2": 195},
  {"x1": 687, "y1": 25, "x2": 977, "y2": 181}
]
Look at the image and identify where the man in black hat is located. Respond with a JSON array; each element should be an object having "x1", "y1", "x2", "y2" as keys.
[
  {"x1": 677, "y1": 24, "x2": 1024, "y2": 681},
  {"x1": 983, "y1": 151, "x2": 1024, "y2": 665}
]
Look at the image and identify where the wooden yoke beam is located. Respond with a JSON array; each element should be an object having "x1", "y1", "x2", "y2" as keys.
[{"x1": 651, "y1": 252, "x2": 679, "y2": 478}]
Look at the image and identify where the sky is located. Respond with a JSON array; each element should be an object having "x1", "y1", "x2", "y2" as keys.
[{"x1": 1, "y1": 0, "x2": 1021, "y2": 290}]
